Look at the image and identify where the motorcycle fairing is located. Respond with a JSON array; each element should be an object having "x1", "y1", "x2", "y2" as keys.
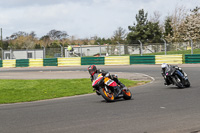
[
  {"x1": 92, "y1": 74, "x2": 103, "y2": 87},
  {"x1": 104, "y1": 77, "x2": 117, "y2": 87},
  {"x1": 176, "y1": 70, "x2": 184, "y2": 78},
  {"x1": 165, "y1": 67, "x2": 176, "y2": 76}
]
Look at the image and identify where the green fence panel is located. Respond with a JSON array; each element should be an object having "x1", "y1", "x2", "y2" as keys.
[
  {"x1": 130, "y1": 56, "x2": 155, "y2": 64},
  {"x1": 16, "y1": 59, "x2": 29, "y2": 67},
  {"x1": 81, "y1": 57, "x2": 105, "y2": 65},
  {"x1": 185, "y1": 54, "x2": 200, "y2": 63},
  {"x1": 0, "y1": 60, "x2": 2, "y2": 67},
  {"x1": 43, "y1": 58, "x2": 58, "y2": 66}
]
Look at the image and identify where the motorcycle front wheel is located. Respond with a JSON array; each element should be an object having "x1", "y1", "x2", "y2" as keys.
[
  {"x1": 99, "y1": 88, "x2": 115, "y2": 102},
  {"x1": 184, "y1": 79, "x2": 191, "y2": 87},
  {"x1": 172, "y1": 76, "x2": 184, "y2": 88},
  {"x1": 122, "y1": 89, "x2": 132, "y2": 100}
]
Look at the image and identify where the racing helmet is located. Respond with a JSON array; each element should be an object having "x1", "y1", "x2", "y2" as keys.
[
  {"x1": 88, "y1": 65, "x2": 97, "y2": 76},
  {"x1": 161, "y1": 63, "x2": 169, "y2": 72},
  {"x1": 161, "y1": 63, "x2": 168, "y2": 68}
]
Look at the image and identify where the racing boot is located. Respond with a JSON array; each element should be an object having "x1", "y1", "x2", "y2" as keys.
[
  {"x1": 118, "y1": 80, "x2": 128, "y2": 90},
  {"x1": 113, "y1": 78, "x2": 125, "y2": 89},
  {"x1": 112, "y1": 75, "x2": 127, "y2": 90},
  {"x1": 164, "y1": 79, "x2": 171, "y2": 86}
]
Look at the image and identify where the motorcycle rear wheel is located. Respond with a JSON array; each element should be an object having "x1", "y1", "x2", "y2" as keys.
[
  {"x1": 99, "y1": 88, "x2": 115, "y2": 102},
  {"x1": 122, "y1": 89, "x2": 132, "y2": 100}
]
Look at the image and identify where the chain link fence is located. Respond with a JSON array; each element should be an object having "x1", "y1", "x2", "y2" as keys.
[
  {"x1": 66, "y1": 40, "x2": 200, "y2": 57},
  {"x1": 0, "y1": 40, "x2": 200, "y2": 60}
]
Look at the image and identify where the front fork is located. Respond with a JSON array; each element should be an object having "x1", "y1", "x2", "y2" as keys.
[
  {"x1": 105, "y1": 86, "x2": 109, "y2": 92},
  {"x1": 104, "y1": 86, "x2": 121, "y2": 98},
  {"x1": 175, "y1": 70, "x2": 189, "y2": 85}
]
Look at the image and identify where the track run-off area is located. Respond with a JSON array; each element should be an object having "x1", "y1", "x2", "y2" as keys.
[{"x1": 0, "y1": 64, "x2": 200, "y2": 133}]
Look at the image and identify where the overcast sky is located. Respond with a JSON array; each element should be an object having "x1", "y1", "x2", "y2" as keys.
[{"x1": 0, "y1": 0, "x2": 199, "y2": 39}]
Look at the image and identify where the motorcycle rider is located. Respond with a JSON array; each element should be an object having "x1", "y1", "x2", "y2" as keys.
[
  {"x1": 87, "y1": 65, "x2": 127, "y2": 90},
  {"x1": 161, "y1": 63, "x2": 185, "y2": 85}
]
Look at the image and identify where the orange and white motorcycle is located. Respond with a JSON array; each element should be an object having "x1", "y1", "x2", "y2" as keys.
[{"x1": 92, "y1": 73, "x2": 132, "y2": 102}]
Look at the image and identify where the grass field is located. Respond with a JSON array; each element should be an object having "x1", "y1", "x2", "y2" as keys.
[
  {"x1": 0, "y1": 79, "x2": 148, "y2": 104},
  {"x1": 143, "y1": 48, "x2": 200, "y2": 55},
  {"x1": 131, "y1": 48, "x2": 200, "y2": 56}
]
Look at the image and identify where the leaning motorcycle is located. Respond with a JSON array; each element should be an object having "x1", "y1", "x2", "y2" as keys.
[
  {"x1": 164, "y1": 67, "x2": 190, "y2": 88},
  {"x1": 92, "y1": 73, "x2": 132, "y2": 102}
]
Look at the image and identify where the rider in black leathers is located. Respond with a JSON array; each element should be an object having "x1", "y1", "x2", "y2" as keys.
[
  {"x1": 88, "y1": 65, "x2": 126, "y2": 89},
  {"x1": 161, "y1": 63, "x2": 185, "y2": 85}
]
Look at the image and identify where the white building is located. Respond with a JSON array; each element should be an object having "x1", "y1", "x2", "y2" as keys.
[
  {"x1": 3, "y1": 49, "x2": 44, "y2": 59},
  {"x1": 65, "y1": 45, "x2": 125, "y2": 57}
]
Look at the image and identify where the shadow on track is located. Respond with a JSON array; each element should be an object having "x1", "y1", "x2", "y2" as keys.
[{"x1": 100, "y1": 98, "x2": 134, "y2": 103}]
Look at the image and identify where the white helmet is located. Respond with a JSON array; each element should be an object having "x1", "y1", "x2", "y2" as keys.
[{"x1": 161, "y1": 63, "x2": 168, "y2": 68}]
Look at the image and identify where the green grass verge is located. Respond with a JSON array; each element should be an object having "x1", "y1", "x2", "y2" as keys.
[
  {"x1": 127, "y1": 48, "x2": 200, "y2": 56},
  {"x1": 142, "y1": 48, "x2": 200, "y2": 55},
  {"x1": 0, "y1": 79, "x2": 149, "y2": 104}
]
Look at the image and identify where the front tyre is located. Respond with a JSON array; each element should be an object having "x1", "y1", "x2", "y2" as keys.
[
  {"x1": 184, "y1": 79, "x2": 190, "y2": 87},
  {"x1": 99, "y1": 88, "x2": 115, "y2": 102},
  {"x1": 172, "y1": 76, "x2": 184, "y2": 88},
  {"x1": 122, "y1": 89, "x2": 132, "y2": 100}
]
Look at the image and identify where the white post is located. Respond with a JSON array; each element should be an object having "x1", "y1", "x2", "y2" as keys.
[
  {"x1": 60, "y1": 44, "x2": 63, "y2": 57},
  {"x1": 117, "y1": 41, "x2": 121, "y2": 56},
  {"x1": 138, "y1": 40, "x2": 143, "y2": 56},
  {"x1": 42, "y1": 45, "x2": 45, "y2": 59},
  {"x1": 161, "y1": 38, "x2": 167, "y2": 55},
  {"x1": 190, "y1": 39, "x2": 193, "y2": 54},
  {"x1": 97, "y1": 42, "x2": 101, "y2": 56},
  {"x1": 0, "y1": 47, "x2": 3, "y2": 60}
]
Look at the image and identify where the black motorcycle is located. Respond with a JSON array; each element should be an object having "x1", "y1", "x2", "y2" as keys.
[{"x1": 163, "y1": 67, "x2": 190, "y2": 88}]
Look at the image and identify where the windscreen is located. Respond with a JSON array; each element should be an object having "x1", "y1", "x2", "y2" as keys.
[
  {"x1": 93, "y1": 73, "x2": 100, "y2": 80},
  {"x1": 166, "y1": 66, "x2": 175, "y2": 75}
]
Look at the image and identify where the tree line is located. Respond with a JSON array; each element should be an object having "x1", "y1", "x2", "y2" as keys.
[{"x1": 0, "y1": 6, "x2": 199, "y2": 50}]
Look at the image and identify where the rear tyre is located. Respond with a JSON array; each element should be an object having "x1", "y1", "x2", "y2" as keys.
[
  {"x1": 99, "y1": 88, "x2": 115, "y2": 102},
  {"x1": 122, "y1": 89, "x2": 132, "y2": 100}
]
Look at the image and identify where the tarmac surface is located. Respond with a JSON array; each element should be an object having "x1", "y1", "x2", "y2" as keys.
[
  {"x1": 0, "y1": 64, "x2": 200, "y2": 133},
  {"x1": 0, "y1": 70, "x2": 152, "y2": 81}
]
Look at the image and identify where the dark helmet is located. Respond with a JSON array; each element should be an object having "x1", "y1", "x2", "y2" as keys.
[{"x1": 88, "y1": 65, "x2": 97, "y2": 76}]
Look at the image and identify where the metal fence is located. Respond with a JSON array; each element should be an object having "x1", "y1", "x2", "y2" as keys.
[
  {"x1": 66, "y1": 41, "x2": 200, "y2": 57},
  {"x1": 0, "y1": 40, "x2": 200, "y2": 60}
]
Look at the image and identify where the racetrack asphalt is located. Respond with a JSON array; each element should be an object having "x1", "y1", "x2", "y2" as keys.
[{"x1": 0, "y1": 64, "x2": 200, "y2": 133}]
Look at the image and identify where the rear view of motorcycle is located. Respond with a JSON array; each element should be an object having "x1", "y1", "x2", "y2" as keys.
[
  {"x1": 161, "y1": 63, "x2": 191, "y2": 88},
  {"x1": 92, "y1": 73, "x2": 132, "y2": 102}
]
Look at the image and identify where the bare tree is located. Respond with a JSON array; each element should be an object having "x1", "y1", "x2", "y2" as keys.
[
  {"x1": 8, "y1": 31, "x2": 36, "y2": 49},
  {"x1": 149, "y1": 11, "x2": 161, "y2": 23},
  {"x1": 112, "y1": 27, "x2": 126, "y2": 44},
  {"x1": 47, "y1": 29, "x2": 68, "y2": 40},
  {"x1": 29, "y1": 31, "x2": 36, "y2": 40},
  {"x1": 171, "y1": 5, "x2": 188, "y2": 41},
  {"x1": 179, "y1": 6, "x2": 200, "y2": 41},
  {"x1": 40, "y1": 35, "x2": 51, "y2": 47},
  {"x1": 9, "y1": 31, "x2": 28, "y2": 40}
]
